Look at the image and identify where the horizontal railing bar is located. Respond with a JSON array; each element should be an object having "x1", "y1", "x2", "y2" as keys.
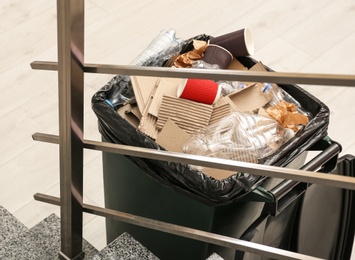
[
  {"x1": 33, "y1": 193, "x2": 323, "y2": 260},
  {"x1": 30, "y1": 61, "x2": 355, "y2": 87},
  {"x1": 32, "y1": 132, "x2": 355, "y2": 190}
]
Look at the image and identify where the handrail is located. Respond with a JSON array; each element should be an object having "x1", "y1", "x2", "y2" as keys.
[
  {"x1": 33, "y1": 193, "x2": 323, "y2": 260},
  {"x1": 31, "y1": 61, "x2": 355, "y2": 87},
  {"x1": 32, "y1": 132, "x2": 355, "y2": 191}
]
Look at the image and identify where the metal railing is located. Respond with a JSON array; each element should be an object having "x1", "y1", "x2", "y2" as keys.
[{"x1": 31, "y1": 1, "x2": 355, "y2": 259}]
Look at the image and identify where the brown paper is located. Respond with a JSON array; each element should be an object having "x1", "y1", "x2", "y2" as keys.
[
  {"x1": 266, "y1": 100, "x2": 309, "y2": 132},
  {"x1": 173, "y1": 40, "x2": 207, "y2": 68}
]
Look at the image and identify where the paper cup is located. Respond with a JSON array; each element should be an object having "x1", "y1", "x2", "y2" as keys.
[
  {"x1": 210, "y1": 28, "x2": 254, "y2": 57},
  {"x1": 177, "y1": 78, "x2": 221, "y2": 105},
  {"x1": 203, "y1": 44, "x2": 233, "y2": 69}
]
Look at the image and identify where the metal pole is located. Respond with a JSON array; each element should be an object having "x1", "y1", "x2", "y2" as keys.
[
  {"x1": 30, "y1": 61, "x2": 355, "y2": 87},
  {"x1": 56, "y1": 0, "x2": 85, "y2": 259}
]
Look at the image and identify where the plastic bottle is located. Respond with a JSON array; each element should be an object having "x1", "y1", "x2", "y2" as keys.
[
  {"x1": 130, "y1": 29, "x2": 183, "y2": 67},
  {"x1": 262, "y1": 83, "x2": 284, "y2": 106}
]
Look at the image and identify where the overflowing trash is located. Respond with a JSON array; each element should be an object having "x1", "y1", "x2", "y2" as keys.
[{"x1": 92, "y1": 29, "x2": 329, "y2": 205}]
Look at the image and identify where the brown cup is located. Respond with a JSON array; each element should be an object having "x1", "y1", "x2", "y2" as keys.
[
  {"x1": 210, "y1": 28, "x2": 254, "y2": 57},
  {"x1": 203, "y1": 44, "x2": 233, "y2": 69}
]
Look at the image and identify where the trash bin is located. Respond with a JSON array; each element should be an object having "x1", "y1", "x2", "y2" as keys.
[
  {"x1": 91, "y1": 34, "x2": 337, "y2": 259},
  {"x1": 235, "y1": 154, "x2": 355, "y2": 260},
  {"x1": 102, "y1": 146, "x2": 307, "y2": 260}
]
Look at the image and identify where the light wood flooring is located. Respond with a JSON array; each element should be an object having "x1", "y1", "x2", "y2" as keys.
[{"x1": 1, "y1": 0, "x2": 355, "y2": 256}]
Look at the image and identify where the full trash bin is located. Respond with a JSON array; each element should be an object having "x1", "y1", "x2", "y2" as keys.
[{"x1": 91, "y1": 32, "x2": 342, "y2": 259}]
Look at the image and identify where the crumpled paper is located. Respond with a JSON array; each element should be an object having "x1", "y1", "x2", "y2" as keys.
[
  {"x1": 264, "y1": 100, "x2": 309, "y2": 132},
  {"x1": 173, "y1": 40, "x2": 207, "y2": 68}
]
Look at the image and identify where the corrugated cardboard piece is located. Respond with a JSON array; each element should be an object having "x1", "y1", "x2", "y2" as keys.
[
  {"x1": 157, "y1": 95, "x2": 213, "y2": 134},
  {"x1": 156, "y1": 119, "x2": 191, "y2": 153},
  {"x1": 131, "y1": 76, "x2": 160, "y2": 114},
  {"x1": 209, "y1": 96, "x2": 236, "y2": 125},
  {"x1": 156, "y1": 118, "x2": 238, "y2": 180},
  {"x1": 131, "y1": 76, "x2": 182, "y2": 139},
  {"x1": 148, "y1": 77, "x2": 182, "y2": 117}
]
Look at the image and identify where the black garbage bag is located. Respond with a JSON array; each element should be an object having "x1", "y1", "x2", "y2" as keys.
[{"x1": 91, "y1": 34, "x2": 329, "y2": 206}]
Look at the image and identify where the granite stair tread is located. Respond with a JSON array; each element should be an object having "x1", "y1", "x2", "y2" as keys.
[
  {"x1": 29, "y1": 213, "x2": 99, "y2": 259},
  {"x1": 0, "y1": 206, "x2": 98, "y2": 260},
  {"x1": 92, "y1": 232, "x2": 159, "y2": 260},
  {"x1": 1, "y1": 205, "x2": 224, "y2": 259},
  {"x1": 0, "y1": 206, "x2": 46, "y2": 260}
]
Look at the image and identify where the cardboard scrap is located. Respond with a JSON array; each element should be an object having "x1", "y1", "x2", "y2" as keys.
[
  {"x1": 228, "y1": 83, "x2": 272, "y2": 112},
  {"x1": 130, "y1": 106, "x2": 142, "y2": 120},
  {"x1": 226, "y1": 58, "x2": 247, "y2": 71},
  {"x1": 117, "y1": 103, "x2": 140, "y2": 128},
  {"x1": 156, "y1": 119, "x2": 191, "y2": 153},
  {"x1": 157, "y1": 119, "x2": 239, "y2": 180},
  {"x1": 148, "y1": 77, "x2": 182, "y2": 117},
  {"x1": 209, "y1": 96, "x2": 236, "y2": 125},
  {"x1": 157, "y1": 95, "x2": 213, "y2": 134},
  {"x1": 139, "y1": 114, "x2": 159, "y2": 139},
  {"x1": 131, "y1": 76, "x2": 160, "y2": 114}
]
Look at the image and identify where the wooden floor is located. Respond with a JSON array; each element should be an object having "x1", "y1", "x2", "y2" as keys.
[{"x1": 1, "y1": 0, "x2": 355, "y2": 256}]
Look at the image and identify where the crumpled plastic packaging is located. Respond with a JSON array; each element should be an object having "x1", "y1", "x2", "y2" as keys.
[{"x1": 183, "y1": 112, "x2": 293, "y2": 164}]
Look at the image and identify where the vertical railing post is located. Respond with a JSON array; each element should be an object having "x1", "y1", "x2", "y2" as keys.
[{"x1": 56, "y1": 0, "x2": 85, "y2": 259}]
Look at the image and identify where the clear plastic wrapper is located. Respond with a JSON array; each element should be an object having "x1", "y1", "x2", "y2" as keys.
[
  {"x1": 191, "y1": 61, "x2": 246, "y2": 95},
  {"x1": 130, "y1": 29, "x2": 184, "y2": 67},
  {"x1": 191, "y1": 60, "x2": 220, "y2": 70},
  {"x1": 218, "y1": 81, "x2": 246, "y2": 95},
  {"x1": 183, "y1": 112, "x2": 292, "y2": 163}
]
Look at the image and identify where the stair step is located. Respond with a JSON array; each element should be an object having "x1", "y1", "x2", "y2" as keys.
[
  {"x1": 1, "y1": 206, "x2": 224, "y2": 259},
  {"x1": 0, "y1": 206, "x2": 47, "y2": 260},
  {"x1": 92, "y1": 232, "x2": 159, "y2": 260},
  {"x1": 29, "y1": 213, "x2": 99, "y2": 259},
  {"x1": 206, "y1": 252, "x2": 224, "y2": 260}
]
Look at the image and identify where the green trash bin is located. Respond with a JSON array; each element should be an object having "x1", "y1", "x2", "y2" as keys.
[{"x1": 102, "y1": 144, "x2": 309, "y2": 260}]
